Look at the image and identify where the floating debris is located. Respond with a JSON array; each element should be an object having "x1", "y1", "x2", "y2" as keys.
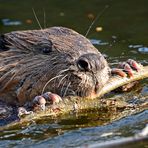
[
  {"x1": 112, "y1": 35, "x2": 117, "y2": 39},
  {"x1": 129, "y1": 44, "x2": 148, "y2": 54},
  {"x1": 26, "y1": 19, "x2": 33, "y2": 24},
  {"x1": 100, "y1": 132, "x2": 121, "y2": 137},
  {"x1": 59, "y1": 12, "x2": 65, "y2": 16},
  {"x1": 130, "y1": 50, "x2": 138, "y2": 54},
  {"x1": 90, "y1": 39, "x2": 108, "y2": 45},
  {"x1": 138, "y1": 47, "x2": 148, "y2": 53},
  {"x1": 100, "y1": 132, "x2": 114, "y2": 137},
  {"x1": 87, "y1": 13, "x2": 95, "y2": 19},
  {"x1": 1, "y1": 19, "x2": 22, "y2": 26},
  {"x1": 96, "y1": 26, "x2": 103, "y2": 32},
  {"x1": 129, "y1": 44, "x2": 143, "y2": 48}
]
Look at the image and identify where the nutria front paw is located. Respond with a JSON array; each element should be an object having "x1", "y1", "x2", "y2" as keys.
[
  {"x1": 111, "y1": 59, "x2": 143, "y2": 91},
  {"x1": 111, "y1": 59, "x2": 143, "y2": 78},
  {"x1": 32, "y1": 92, "x2": 62, "y2": 111},
  {"x1": 18, "y1": 107, "x2": 33, "y2": 118}
]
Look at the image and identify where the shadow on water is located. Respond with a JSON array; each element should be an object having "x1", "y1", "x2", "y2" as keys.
[{"x1": 0, "y1": 0, "x2": 148, "y2": 147}]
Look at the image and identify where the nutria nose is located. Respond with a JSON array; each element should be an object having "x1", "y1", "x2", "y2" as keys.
[{"x1": 77, "y1": 53, "x2": 105, "y2": 72}]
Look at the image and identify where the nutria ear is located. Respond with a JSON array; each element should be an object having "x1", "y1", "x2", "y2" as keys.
[{"x1": 0, "y1": 34, "x2": 9, "y2": 51}]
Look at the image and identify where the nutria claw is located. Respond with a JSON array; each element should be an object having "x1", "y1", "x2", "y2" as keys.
[
  {"x1": 17, "y1": 107, "x2": 33, "y2": 117},
  {"x1": 111, "y1": 59, "x2": 143, "y2": 78},
  {"x1": 32, "y1": 92, "x2": 62, "y2": 111}
]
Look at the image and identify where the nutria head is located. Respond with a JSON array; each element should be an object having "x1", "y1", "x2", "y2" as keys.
[{"x1": 1, "y1": 27, "x2": 110, "y2": 105}]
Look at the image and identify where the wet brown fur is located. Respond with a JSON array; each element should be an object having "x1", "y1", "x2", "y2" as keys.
[{"x1": 0, "y1": 27, "x2": 110, "y2": 106}]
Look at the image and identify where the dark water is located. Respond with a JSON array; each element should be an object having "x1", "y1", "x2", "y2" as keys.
[{"x1": 0, "y1": 0, "x2": 148, "y2": 147}]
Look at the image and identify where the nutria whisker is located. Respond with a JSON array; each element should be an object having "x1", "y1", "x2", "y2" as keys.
[
  {"x1": 42, "y1": 74, "x2": 63, "y2": 94},
  {"x1": 57, "y1": 69, "x2": 70, "y2": 76},
  {"x1": 32, "y1": 8, "x2": 43, "y2": 30},
  {"x1": 82, "y1": 74, "x2": 89, "y2": 97},
  {"x1": 85, "y1": 5, "x2": 109, "y2": 37},
  {"x1": 61, "y1": 74, "x2": 72, "y2": 96},
  {"x1": 32, "y1": 8, "x2": 50, "y2": 43},
  {"x1": 57, "y1": 69, "x2": 70, "y2": 86},
  {"x1": 73, "y1": 74, "x2": 85, "y2": 97},
  {"x1": 42, "y1": 68, "x2": 70, "y2": 94},
  {"x1": 75, "y1": 78, "x2": 85, "y2": 97},
  {"x1": 60, "y1": 78, "x2": 68, "y2": 96},
  {"x1": 69, "y1": 89, "x2": 76, "y2": 96},
  {"x1": 43, "y1": 8, "x2": 46, "y2": 29},
  {"x1": 63, "y1": 82, "x2": 71, "y2": 97},
  {"x1": 58, "y1": 74, "x2": 68, "y2": 88}
]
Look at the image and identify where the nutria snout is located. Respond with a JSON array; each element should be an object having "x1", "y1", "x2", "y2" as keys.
[{"x1": 0, "y1": 26, "x2": 110, "y2": 105}]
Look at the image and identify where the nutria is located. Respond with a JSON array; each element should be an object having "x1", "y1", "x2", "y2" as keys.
[
  {"x1": 0, "y1": 27, "x2": 140, "y2": 110},
  {"x1": 0, "y1": 27, "x2": 111, "y2": 106}
]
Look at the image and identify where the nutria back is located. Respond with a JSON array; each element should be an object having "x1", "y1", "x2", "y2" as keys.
[{"x1": 0, "y1": 27, "x2": 110, "y2": 106}]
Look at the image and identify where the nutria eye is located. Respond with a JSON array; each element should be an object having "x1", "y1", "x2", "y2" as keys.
[
  {"x1": 42, "y1": 47, "x2": 52, "y2": 53},
  {"x1": 77, "y1": 59, "x2": 90, "y2": 71},
  {"x1": 39, "y1": 40, "x2": 53, "y2": 54}
]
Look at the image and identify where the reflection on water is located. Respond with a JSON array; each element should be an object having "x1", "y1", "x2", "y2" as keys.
[
  {"x1": 0, "y1": 110, "x2": 148, "y2": 147},
  {"x1": 0, "y1": 0, "x2": 148, "y2": 147},
  {"x1": 138, "y1": 47, "x2": 148, "y2": 53},
  {"x1": 1, "y1": 18, "x2": 22, "y2": 26}
]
